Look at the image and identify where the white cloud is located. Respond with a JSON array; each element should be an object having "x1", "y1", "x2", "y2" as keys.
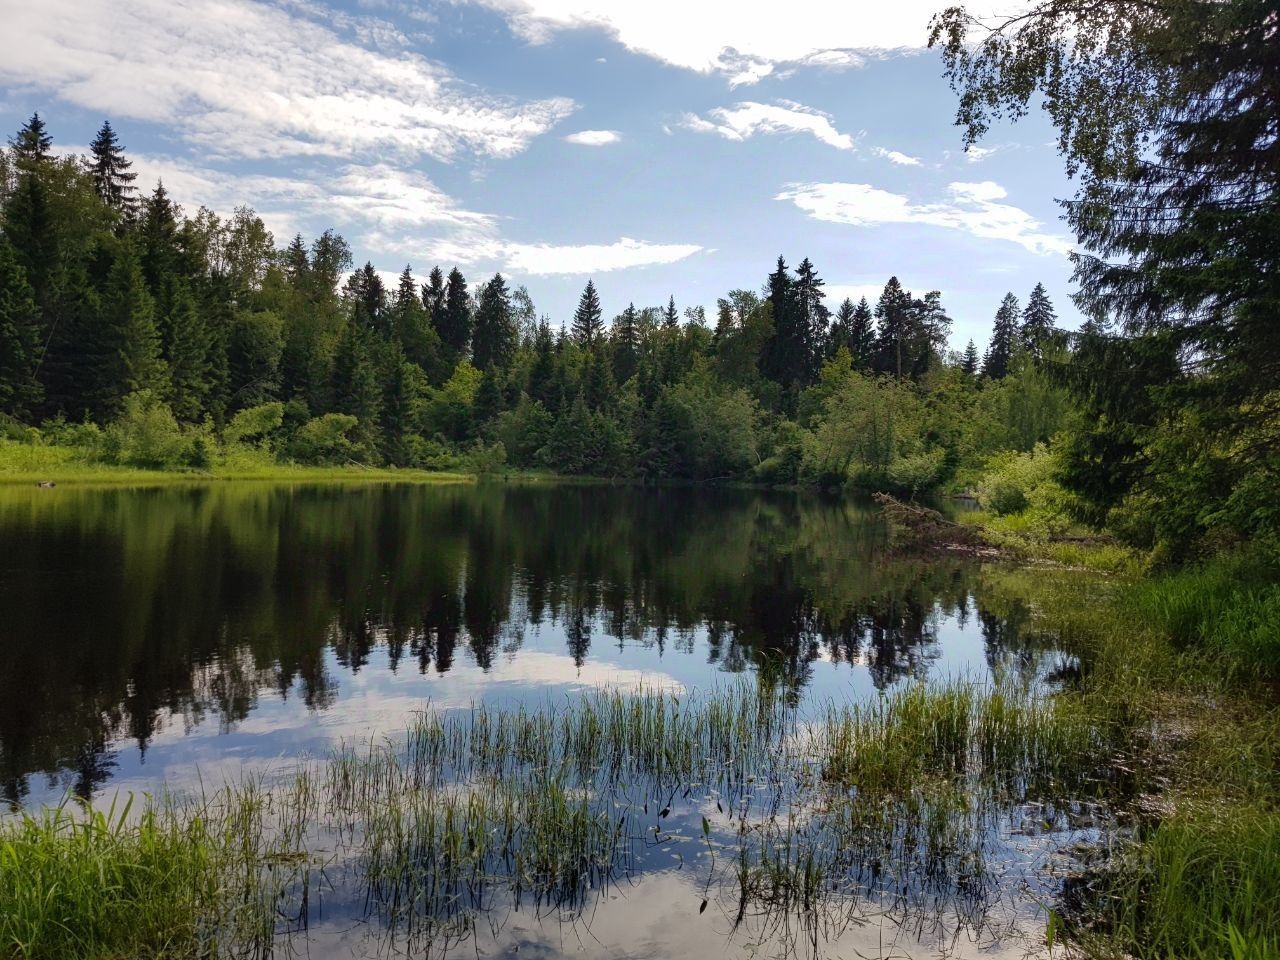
[
  {"x1": 874, "y1": 147, "x2": 923, "y2": 166},
  {"x1": 0, "y1": 0, "x2": 575, "y2": 162},
  {"x1": 564, "y1": 129, "x2": 622, "y2": 146},
  {"x1": 683, "y1": 101, "x2": 856, "y2": 151},
  {"x1": 503, "y1": 237, "x2": 704, "y2": 275},
  {"x1": 776, "y1": 180, "x2": 1073, "y2": 256},
  {"x1": 467, "y1": 1, "x2": 1030, "y2": 84},
  {"x1": 965, "y1": 146, "x2": 998, "y2": 163}
]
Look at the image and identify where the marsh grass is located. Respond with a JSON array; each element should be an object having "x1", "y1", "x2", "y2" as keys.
[{"x1": 0, "y1": 682, "x2": 1123, "y2": 959}]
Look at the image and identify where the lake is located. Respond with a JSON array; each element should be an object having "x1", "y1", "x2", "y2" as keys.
[{"x1": 0, "y1": 483, "x2": 1092, "y2": 958}]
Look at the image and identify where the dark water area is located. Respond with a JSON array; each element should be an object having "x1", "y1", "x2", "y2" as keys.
[{"x1": 0, "y1": 482, "x2": 1062, "y2": 810}]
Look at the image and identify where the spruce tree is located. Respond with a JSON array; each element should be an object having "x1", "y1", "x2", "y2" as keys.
[
  {"x1": 139, "y1": 182, "x2": 180, "y2": 297},
  {"x1": 422, "y1": 266, "x2": 446, "y2": 328},
  {"x1": 793, "y1": 257, "x2": 828, "y2": 381},
  {"x1": 572, "y1": 279, "x2": 603, "y2": 346},
  {"x1": 2, "y1": 163, "x2": 56, "y2": 314},
  {"x1": 378, "y1": 339, "x2": 418, "y2": 466},
  {"x1": 472, "y1": 369, "x2": 504, "y2": 436},
  {"x1": 166, "y1": 284, "x2": 213, "y2": 421},
  {"x1": 392, "y1": 266, "x2": 441, "y2": 377},
  {"x1": 472, "y1": 272, "x2": 515, "y2": 371},
  {"x1": 345, "y1": 263, "x2": 388, "y2": 336},
  {"x1": 982, "y1": 293, "x2": 1020, "y2": 380},
  {"x1": 96, "y1": 246, "x2": 167, "y2": 415},
  {"x1": 527, "y1": 321, "x2": 558, "y2": 411},
  {"x1": 663, "y1": 295, "x2": 679, "y2": 329},
  {"x1": 1020, "y1": 282, "x2": 1058, "y2": 359},
  {"x1": 283, "y1": 234, "x2": 309, "y2": 286},
  {"x1": 309, "y1": 229, "x2": 351, "y2": 296},
  {"x1": 829, "y1": 298, "x2": 855, "y2": 355},
  {"x1": 87, "y1": 120, "x2": 138, "y2": 217},
  {"x1": 961, "y1": 339, "x2": 980, "y2": 378},
  {"x1": 849, "y1": 297, "x2": 876, "y2": 370},
  {"x1": 331, "y1": 319, "x2": 382, "y2": 458},
  {"x1": 438, "y1": 268, "x2": 471, "y2": 358},
  {"x1": 9, "y1": 113, "x2": 52, "y2": 166},
  {"x1": 0, "y1": 236, "x2": 43, "y2": 418},
  {"x1": 612, "y1": 303, "x2": 639, "y2": 384},
  {"x1": 759, "y1": 255, "x2": 799, "y2": 388}
]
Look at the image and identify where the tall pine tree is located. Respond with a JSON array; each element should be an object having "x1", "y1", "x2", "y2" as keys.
[
  {"x1": 1020, "y1": 282, "x2": 1058, "y2": 359},
  {"x1": 472, "y1": 272, "x2": 515, "y2": 371},
  {"x1": 572, "y1": 279, "x2": 603, "y2": 346},
  {"x1": 0, "y1": 235, "x2": 43, "y2": 418},
  {"x1": 87, "y1": 120, "x2": 138, "y2": 217},
  {"x1": 438, "y1": 268, "x2": 471, "y2": 358},
  {"x1": 982, "y1": 293, "x2": 1020, "y2": 380}
]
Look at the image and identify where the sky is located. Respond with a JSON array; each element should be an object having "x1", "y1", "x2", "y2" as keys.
[{"x1": 0, "y1": 0, "x2": 1081, "y2": 351}]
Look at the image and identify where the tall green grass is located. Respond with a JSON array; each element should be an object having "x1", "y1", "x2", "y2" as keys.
[{"x1": 0, "y1": 682, "x2": 1115, "y2": 958}]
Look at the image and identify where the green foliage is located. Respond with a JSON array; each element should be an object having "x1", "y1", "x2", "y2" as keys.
[
  {"x1": 222, "y1": 401, "x2": 284, "y2": 447},
  {"x1": 287, "y1": 413, "x2": 360, "y2": 465},
  {"x1": 100, "y1": 390, "x2": 189, "y2": 468}
]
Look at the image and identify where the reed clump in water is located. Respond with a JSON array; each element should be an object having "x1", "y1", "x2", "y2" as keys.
[{"x1": 0, "y1": 681, "x2": 1123, "y2": 959}]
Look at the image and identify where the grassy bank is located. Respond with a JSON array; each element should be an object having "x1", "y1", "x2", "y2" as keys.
[
  {"x1": 978, "y1": 547, "x2": 1280, "y2": 960},
  {"x1": 0, "y1": 437, "x2": 473, "y2": 486}
]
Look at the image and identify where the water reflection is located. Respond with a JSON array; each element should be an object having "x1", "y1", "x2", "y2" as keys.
[{"x1": 0, "y1": 483, "x2": 1054, "y2": 807}]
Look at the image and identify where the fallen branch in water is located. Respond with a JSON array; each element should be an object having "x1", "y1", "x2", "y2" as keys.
[{"x1": 872, "y1": 493, "x2": 1002, "y2": 558}]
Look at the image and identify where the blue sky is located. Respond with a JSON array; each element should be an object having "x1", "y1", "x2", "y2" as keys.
[{"x1": 0, "y1": 0, "x2": 1079, "y2": 350}]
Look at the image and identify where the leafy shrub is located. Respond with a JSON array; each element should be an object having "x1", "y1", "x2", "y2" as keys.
[
  {"x1": 100, "y1": 391, "x2": 188, "y2": 468},
  {"x1": 286, "y1": 413, "x2": 359, "y2": 465},
  {"x1": 223, "y1": 402, "x2": 284, "y2": 447}
]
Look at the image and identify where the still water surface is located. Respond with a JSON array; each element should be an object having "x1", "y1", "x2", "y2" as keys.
[{"x1": 0, "y1": 483, "x2": 1081, "y2": 958}]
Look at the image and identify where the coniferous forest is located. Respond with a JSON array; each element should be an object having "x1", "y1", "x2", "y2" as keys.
[{"x1": 2, "y1": 96, "x2": 1275, "y2": 561}]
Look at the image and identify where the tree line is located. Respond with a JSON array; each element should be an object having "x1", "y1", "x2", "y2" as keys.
[{"x1": 0, "y1": 112, "x2": 1066, "y2": 491}]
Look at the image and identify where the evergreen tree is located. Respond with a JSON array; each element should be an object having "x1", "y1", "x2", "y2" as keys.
[
  {"x1": 873, "y1": 277, "x2": 913, "y2": 378},
  {"x1": 283, "y1": 234, "x2": 309, "y2": 286},
  {"x1": 961, "y1": 339, "x2": 980, "y2": 378},
  {"x1": 663, "y1": 295, "x2": 679, "y2": 329},
  {"x1": 96, "y1": 246, "x2": 167, "y2": 414},
  {"x1": 165, "y1": 284, "x2": 213, "y2": 421},
  {"x1": 438, "y1": 268, "x2": 471, "y2": 358},
  {"x1": 793, "y1": 257, "x2": 828, "y2": 381},
  {"x1": 829, "y1": 298, "x2": 855, "y2": 355},
  {"x1": 910, "y1": 290, "x2": 951, "y2": 377},
  {"x1": 309, "y1": 229, "x2": 351, "y2": 296},
  {"x1": 9, "y1": 113, "x2": 52, "y2": 166},
  {"x1": 0, "y1": 236, "x2": 43, "y2": 418},
  {"x1": 138, "y1": 182, "x2": 180, "y2": 296},
  {"x1": 392, "y1": 266, "x2": 441, "y2": 377},
  {"x1": 2, "y1": 162, "x2": 56, "y2": 314},
  {"x1": 472, "y1": 369, "x2": 504, "y2": 435},
  {"x1": 331, "y1": 319, "x2": 381, "y2": 457},
  {"x1": 472, "y1": 272, "x2": 516, "y2": 371},
  {"x1": 982, "y1": 293, "x2": 1020, "y2": 380},
  {"x1": 87, "y1": 120, "x2": 138, "y2": 217},
  {"x1": 848, "y1": 297, "x2": 876, "y2": 370},
  {"x1": 378, "y1": 339, "x2": 418, "y2": 465},
  {"x1": 527, "y1": 321, "x2": 558, "y2": 411},
  {"x1": 1020, "y1": 282, "x2": 1058, "y2": 359},
  {"x1": 612, "y1": 303, "x2": 639, "y2": 384},
  {"x1": 422, "y1": 266, "x2": 446, "y2": 329},
  {"x1": 572, "y1": 279, "x2": 603, "y2": 346},
  {"x1": 581, "y1": 346, "x2": 616, "y2": 412},
  {"x1": 345, "y1": 262, "x2": 388, "y2": 336},
  {"x1": 759, "y1": 255, "x2": 800, "y2": 389}
]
